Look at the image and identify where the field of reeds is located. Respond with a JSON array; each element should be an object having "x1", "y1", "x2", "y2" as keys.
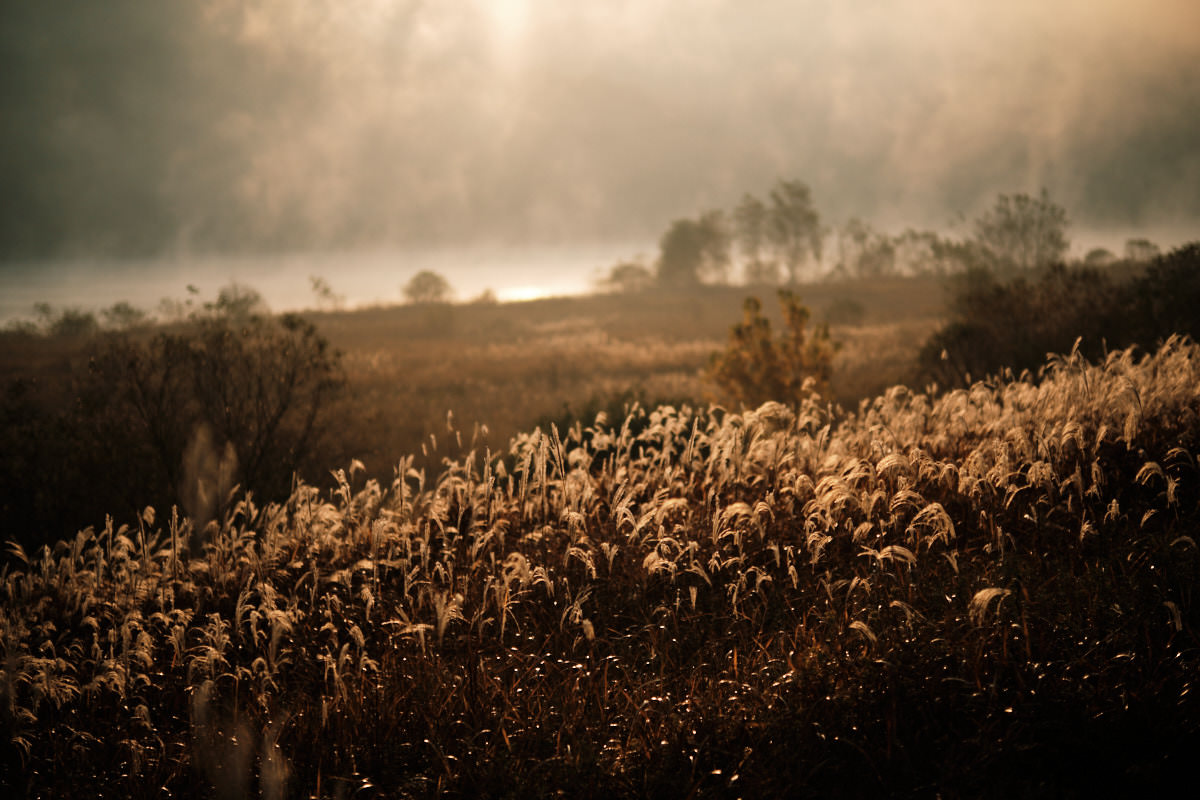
[
  {"x1": 4, "y1": 331, "x2": 1198, "y2": 796},
  {"x1": 294, "y1": 279, "x2": 942, "y2": 484},
  {"x1": 0, "y1": 279, "x2": 941, "y2": 548}
]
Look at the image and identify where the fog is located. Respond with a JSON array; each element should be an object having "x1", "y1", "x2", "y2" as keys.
[{"x1": 2, "y1": 0, "x2": 1198, "y2": 312}]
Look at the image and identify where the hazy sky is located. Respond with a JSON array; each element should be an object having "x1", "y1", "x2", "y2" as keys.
[{"x1": 2, "y1": 0, "x2": 1198, "y2": 264}]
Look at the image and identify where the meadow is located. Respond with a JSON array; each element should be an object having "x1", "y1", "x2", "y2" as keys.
[
  {"x1": 310, "y1": 277, "x2": 942, "y2": 486},
  {"x1": 2, "y1": 269, "x2": 1198, "y2": 796}
]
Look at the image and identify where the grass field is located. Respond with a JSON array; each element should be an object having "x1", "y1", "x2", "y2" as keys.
[
  {"x1": 2, "y1": 268, "x2": 1198, "y2": 795},
  {"x1": 303, "y1": 278, "x2": 943, "y2": 485}
]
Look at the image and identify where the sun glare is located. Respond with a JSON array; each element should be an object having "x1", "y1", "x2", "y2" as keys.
[
  {"x1": 483, "y1": 0, "x2": 530, "y2": 48},
  {"x1": 498, "y1": 285, "x2": 549, "y2": 302}
]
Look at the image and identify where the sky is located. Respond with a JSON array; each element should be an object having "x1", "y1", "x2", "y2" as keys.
[{"x1": 1, "y1": 0, "x2": 1198, "y2": 311}]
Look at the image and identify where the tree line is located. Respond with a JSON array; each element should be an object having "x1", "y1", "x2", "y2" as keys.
[{"x1": 598, "y1": 181, "x2": 1163, "y2": 291}]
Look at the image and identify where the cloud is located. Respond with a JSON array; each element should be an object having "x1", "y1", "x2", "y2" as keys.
[{"x1": 1, "y1": 0, "x2": 1197, "y2": 261}]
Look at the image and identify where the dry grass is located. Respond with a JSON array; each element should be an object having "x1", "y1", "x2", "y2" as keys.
[
  {"x1": 305, "y1": 280, "x2": 944, "y2": 479},
  {"x1": 3, "y1": 335, "x2": 1198, "y2": 797}
]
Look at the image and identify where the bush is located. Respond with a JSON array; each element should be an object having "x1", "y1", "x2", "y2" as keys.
[
  {"x1": 84, "y1": 313, "x2": 343, "y2": 510},
  {"x1": 0, "y1": 313, "x2": 344, "y2": 547},
  {"x1": 707, "y1": 290, "x2": 837, "y2": 407},
  {"x1": 917, "y1": 242, "x2": 1200, "y2": 388},
  {"x1": 1132, "y1": 242, "x2": 1200, "y2": 343}
]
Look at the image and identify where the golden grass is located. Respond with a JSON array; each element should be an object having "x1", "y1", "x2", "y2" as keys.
[
  {"x1": 305, "y1": 280, "x2": 944, "y2": 479},
  {"x1": 3, "y1": 335, "x2": 1198, "y2": 796}
]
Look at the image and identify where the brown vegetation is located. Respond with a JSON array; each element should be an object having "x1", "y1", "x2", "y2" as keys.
[{"x1": 3, "y1": 336, "x2": 1198, "y2": 796}]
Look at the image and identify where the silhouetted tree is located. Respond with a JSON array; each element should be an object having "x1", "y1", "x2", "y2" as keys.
[
  {"x1": 836, "y1": 218, "x2": 895, "y2": 279},
  {"x1": 734, "y1": 193, "x2": 778, "y2": 283},
  {"x1": 2, "y1": 310, "x2": 345, "y2": 547},
  {"x1": 208, "y1": 282, "x2": 268, "y2": 319},
  {"x1": 766, "y1": 180, "x2": 824, "y2": 283},
  {"x1": 972, "y1": 189, "x2": 1069, "y2": 273},
  {"x1": 1132, "y1": 242, "x2": 1200, "y2": 343},
  {"x1": 917, "y1": 264, "x2": 1123, "y2": 388},
  {"x1": 918, "y1": 241, "x2": 1200, "y2": 389},
  {"x1": 1084, "y1": 248, "x2": 1116, "y2": 267},
  {"x1": 92, "y1": 315, "x2": 334, "y2": 516},
  {"x1": 47, "y1": 308, "x2": 99, "y2": 338},
  {"x1": 656, "y1": 211, "x2": 731, "y2": 286},
  {"x1": 100, "y1": 301, "x2": 149, "y2": 330},
  {"x1": 404, "y1": 270, "x2": 453, "y2": 304},
  {"x1": 1124, "y1": 238, "x2": 1161, "y2": 262},
  {"x1": 600, "y1": 260, "x2": 655, "y2": 293},
  {"x1": 889, "y1": 229, "x2": 966, "y2": 276},
  {"x1": 310, "y1": 275, "x2": 345, "y2": 310}
]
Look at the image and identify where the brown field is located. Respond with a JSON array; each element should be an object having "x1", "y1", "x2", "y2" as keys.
[
  {"x1": 302, "y1": 277, "x2": 944, "y2": 482},
  {"x1": 2, "y1": 325, "x2": 1197, "y2": 796}
]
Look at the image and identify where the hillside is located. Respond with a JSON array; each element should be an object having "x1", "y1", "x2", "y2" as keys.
[{"x1": 3, "y1": 336, "x2": 1198, "y2": 797}]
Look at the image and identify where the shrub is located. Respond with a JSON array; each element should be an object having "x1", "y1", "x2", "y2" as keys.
[
  {"x1": 707, "y1": 290, "x2": 837, "y2": 407},
  {"x1": 1131, "y1": 241, "x2": 1200, "y2": 343},
  {"x1": 82, "y1": 313, "x2": 344, "y2": 510},
  {"x1": 917, "y1": 242, "x2": 1200, "y2": 388},
  {"x1": 0, "y1": 313, "x2": 344, "y2": 547}
]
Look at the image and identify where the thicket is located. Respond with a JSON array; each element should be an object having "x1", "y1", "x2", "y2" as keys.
[
  {"x1": 2, "y1": 338, "x2": 1198, "y2": 796},
  {"x1": 919, "y1": 242, "x2": 1200, "y2": 388},
  {"x1": 0, "y1": 312, "x2": 343, "y2": 549}
]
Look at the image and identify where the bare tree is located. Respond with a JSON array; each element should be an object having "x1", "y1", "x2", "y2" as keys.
[
  {"x1": 972, "y1": 189, "x2": 1069, "y2": 273},
  {"x1": 766, "y1": 179, "x2": 824, "y2": 283},
  {"x1": 836, "y1": 218, "x2": 895, "y2": 279},
  {"x1": 734, "y1": 193, "x2": 778, "y2": 283}
]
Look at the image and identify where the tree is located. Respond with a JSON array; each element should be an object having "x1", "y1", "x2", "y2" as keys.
[
  {"x1": 599, "y1": 260, "x2": 654, "y2": 293},
  {"x1": 707, "y1": 290, "x2": 837, "y2": 407},
  {"x1": 1124, "y1": 238, "x2": 1161, "y2": 262},
  {"x1": 1084, "y1": 248, "x2": 1116, "y2": 267},
  {"x1": 310, "y1": 275, "x2": 345, "y2": 310},
  {"x1": 1132, "y1": 242, "x2": 1200, "y2": 343},
  {"x1": 890, "y1": 229, "x2": 962, "y2": 276},
  {"x1": 209, "y1": 282, "x2": 268, "y2": 319},
  {"x1": 100, "y1": 300, "x2": 148, "y2": 330},
  {"x1": 734, "y1": 193, "x2": 778, "y2": 283},
  {"x1": 656, "y1": 211, "x2": 731, "y2": 286},
  {"x1": 404, "y1": 270, "x2": 453, "y2": 304},
  {"x1": 766, "y1": 180, "x2": 824, "y2": 283},
  {"x1": 916, "y1": 264, "x2": 1123, "y2": 388},
  {"x1": 972, "y1": 189, "x2": 1069, "y2": 273},
  {"x1": 836, "y1": 218, "x2": 895, "y2": 279}
]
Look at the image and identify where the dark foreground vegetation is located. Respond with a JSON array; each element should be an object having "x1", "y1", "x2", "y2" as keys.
[
  {"x1": 2, "y1": 197, "x2": 1199, "y2": 794},
  {"x1": 920, "y1": 242, "x2": 1200, "y2": 387},
  {"x1": 3, "y1": 335, "x2": 1200, "y2": 797},
  {"x1": 0, "y1": 276, "x2": 941, "y2": 551}
]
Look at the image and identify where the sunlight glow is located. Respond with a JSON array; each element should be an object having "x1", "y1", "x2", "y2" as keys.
[
  {"x1": 482, "y1": 0, "x2": 531, "y2": 48},
  {"x1": 498, "y1": 285, "x2": 551, "y2": 302}
]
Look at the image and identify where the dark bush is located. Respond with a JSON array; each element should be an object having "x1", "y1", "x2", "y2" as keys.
[
  {"x1": 1131, "y1": 241, "x2": 1200, "y2": 343},
  {"x1": 85, "y1": 313, "x2": 343, "y2": 511},
  {"x1": 917, "y1": 244, "x2": 1200, "y2": 388},
  {"x1": 1, "y1": 313, "x2": 344, "y2": 548},
  {"x1": 917, "y1": 264, "x2": 1126, "y2": 387}
]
